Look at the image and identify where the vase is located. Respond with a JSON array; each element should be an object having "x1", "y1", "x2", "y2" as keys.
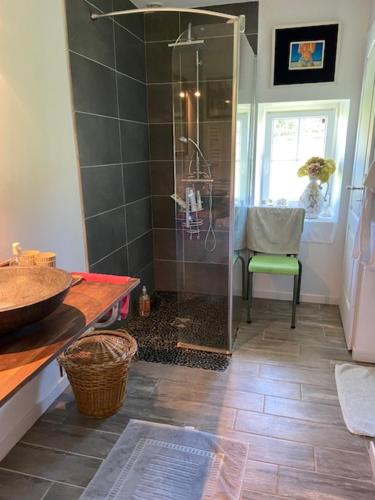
[{"x1": 299, "y1": 176, "x2": 323, "y2": 219}]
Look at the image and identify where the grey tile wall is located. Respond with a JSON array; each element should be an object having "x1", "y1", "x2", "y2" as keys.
[{"x1": 65, "y1": 0, "x2": 154, "y2": 293}]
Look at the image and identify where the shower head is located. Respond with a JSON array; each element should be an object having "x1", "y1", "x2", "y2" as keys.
[
  {"x1": 179, "y1": 136, "x2": 188, "y2": 144},
  {"x1": 168, "y1": 39, "x2": 206, "y2": 50},
  {"x1": 169, "y1": 22, "x2": 206, "y2": 51}
]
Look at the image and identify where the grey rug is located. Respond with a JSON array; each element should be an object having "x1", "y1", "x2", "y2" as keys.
[
  {"x1": 80, "y1": 420, "x2": 249, "y2": 500},
  {"x1": 335, "y1": 363, "x2": 375, "y2": 436}
]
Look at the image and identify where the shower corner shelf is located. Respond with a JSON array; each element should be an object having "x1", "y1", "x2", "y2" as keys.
[{"x1": 181, "y1": 178, "x2": 214, "y2": 183}]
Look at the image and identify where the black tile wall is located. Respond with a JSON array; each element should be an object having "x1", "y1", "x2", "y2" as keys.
[
  {"x1": 81, "y1": 164, "x2": 123, "y2": 217},
  {"x1": 144, "y1": 12, "x2": 180, "y2": 42},
  {"x1": 151, "y1": 161, "x2": 174, "y2": 196},
  {"x1": 113, "y1": 0, "x2": 144, "y2": 40},
  {"x1": 65, "y1": 0, "x2": 114, "y2": 67},
  {"x1": 151, "y1": 196, "x2": 175, "y2": 229},
  {"x1": 89, "y1": 247, "x2": 129, "y2": 275},
  {"x1": 70, "y1": 53, "x2": 118, "y2": 116},
  {"x1": 85, "y1": 207, "x2": 126, "y2": 264},
  {"x1": 117, "y1": 73, "x2": 148, "y2": 122},
  {"x1": 145, "y1": 42, "x2": 173, "y2": 84},
  {"x1": 114, "y1": 24, "x2": 146, "y2": 81},
  {"x1": 147, "y1": 84, "x2": 173, "y2": 123},
  {"x1": 66, "y1": 0, "x2": 154, "y2": 294},
  {"x1": 149, "y1": 124, "x2": 173, "y2": 161},
  {"x1": 128, "y1": 231, "x2": 154, "y2": 276},
  {"x1": 125, "y1": 197, "x2": 152, "y2": 242},
  {"x1": 75, "y1": 113, "x2": 121, "y2": 167},
  {"x1": 120, "y1": 122, "x2": 149, "y2": 162},
  {"x1": 123, "y1": 162, "x2": 151, "y2": 203}
]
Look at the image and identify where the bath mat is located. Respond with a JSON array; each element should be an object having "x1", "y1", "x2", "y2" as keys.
[
  {"x1": 335, "y1": 363, "x2": 375, "y2": 436},
  {"x1": 80, "y1": 419, "x2": 248, "y2": 500},
  {"x1": 114, "y1": 292, "x2": 231, "y2": 371}
]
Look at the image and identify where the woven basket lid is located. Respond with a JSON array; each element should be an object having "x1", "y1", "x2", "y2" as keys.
[{"x1": 61, "y1": 330, "x2": 137, "y2": 365}]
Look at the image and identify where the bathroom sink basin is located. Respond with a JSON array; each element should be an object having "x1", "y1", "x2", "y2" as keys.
[{"x1": 0, "y1": 267, "x2": 72, "y2": 335}]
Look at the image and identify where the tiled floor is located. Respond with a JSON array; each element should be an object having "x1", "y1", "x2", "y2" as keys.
[{"x1": 1, "y1": 300, "x2": 375, "y2": 499}]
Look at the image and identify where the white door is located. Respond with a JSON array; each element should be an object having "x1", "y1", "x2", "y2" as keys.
[{"x1": 340, "y1": 43, "x2": 375, "y2": 347}]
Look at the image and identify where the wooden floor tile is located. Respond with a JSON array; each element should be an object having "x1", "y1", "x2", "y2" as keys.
[
  {"x1": 278, "y1": 466, "x2": 375, "y2": 499},
  {"x1": 43, "y1": 483, "x2": 84, "y2": 500},
  {"x1": 21, "y1": 420, "x2": 119, "y2": 459},
  {"x1": 301, "y1": 384, "x2": 340, "y2": 406},
  {"x1": 0, "y1": 443, "x2": 101, "y2": 487},
  {"x1": 264, "y1": 396, "x2": 345, "y2": 425},
  {"x1": 0, "y1": 468, "x2": 51, "y2": 500},
  {"x1": 155, "y1": 379, "x2": 264, "y2": 412},
  {"x1": 259, "y1": 364, "x2": 335, "y2": 388},
  {"x1": 316, "y1": 448, "x2": 374, "y2": 480},
  {"x1": 242, "y1": 460, "x2": 278, "y2": 494},
  {"x1": 235, "y1": 410, "x2": 366, "y2": 452}
]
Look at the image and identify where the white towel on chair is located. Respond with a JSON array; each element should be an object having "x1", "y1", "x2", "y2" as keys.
[{"x1": 247, "y1": 207, "x2": 305, "y2": 254}]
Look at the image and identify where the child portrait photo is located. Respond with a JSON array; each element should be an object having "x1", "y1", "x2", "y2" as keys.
[{"x1": 289, "y1": 40, "x2": 325, "y2": 70}]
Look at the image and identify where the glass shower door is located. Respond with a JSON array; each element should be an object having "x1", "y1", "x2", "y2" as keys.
[
  {"x1": 231, "y1": 32, "x2": 257, "y2": 344},
  {"x1": 171, "y1": 19, "x2": 238, "y2": 353}
]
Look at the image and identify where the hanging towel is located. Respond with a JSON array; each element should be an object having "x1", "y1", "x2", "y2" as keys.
[
  {"x1": 72, "y1": 272, "x2": 133, "y2": 319},
  {"x1": 247, "y1": 207, "x2": 305, "y2": 254},
  {"x1": 353, "y1": 159, "x2": 375, "y2": 266}
]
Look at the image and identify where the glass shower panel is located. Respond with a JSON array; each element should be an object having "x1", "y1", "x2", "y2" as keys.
[
  {"x1": 171, "y1": 20, "x2": 236, "y2": 353},
  {"x1": 231, "y1": 33, "x2": 257, "y2": 343}
]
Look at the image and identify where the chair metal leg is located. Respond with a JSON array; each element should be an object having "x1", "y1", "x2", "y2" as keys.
[
  {"x1": 238, "y1": 255, "x2": 246, "y2": 300},
  {"x1": 291, "y1": 274, "x2": 298, "y2": 329},
  {"x1": 297, "y1": 260, "x2": 302, "y2": 305},
  {"x1": 247, "y1": 271, "x2": 253, "y2": 323}
]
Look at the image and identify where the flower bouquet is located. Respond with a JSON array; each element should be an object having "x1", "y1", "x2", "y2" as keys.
[{"x1": 297, "y1": 157, "x2": 336, "y2": 218}]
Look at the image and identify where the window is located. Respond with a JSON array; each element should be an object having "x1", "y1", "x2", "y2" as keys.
[
  {"x1": 260, "y1": 108, "x2": 336, "y2": 206},
  {"x1": 255, "y1": 100, "x2": 350, "y2": 242}
]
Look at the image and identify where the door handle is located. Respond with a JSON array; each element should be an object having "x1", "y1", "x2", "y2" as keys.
[{"x1": 346, "y1": 186, "x2": 364, "y2": 191}]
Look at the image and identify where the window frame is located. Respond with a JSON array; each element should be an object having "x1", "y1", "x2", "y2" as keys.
[
  {"x1": 260, "y1": 108, "x2": 337, "y2": 205},
  {"x1": 235, "y1": 103, "x2": 252, "y2": 206}
]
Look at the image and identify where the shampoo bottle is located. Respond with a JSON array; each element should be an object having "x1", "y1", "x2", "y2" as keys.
[{"x1": 139, "y1": 286, "x2": 151, "y2": 317}]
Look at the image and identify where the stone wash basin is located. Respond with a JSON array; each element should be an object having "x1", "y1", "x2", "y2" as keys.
[{"x1": 0, "y1": 267, "x2": 72, "y2": 335}]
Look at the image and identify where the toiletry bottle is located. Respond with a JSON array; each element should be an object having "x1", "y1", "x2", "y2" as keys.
[
  {"x1": 9, "y1": 242, "x2": 22, "y2": 266},
  {"x1": 139, "y1": 286, "x2": 151, "y2": 317}
]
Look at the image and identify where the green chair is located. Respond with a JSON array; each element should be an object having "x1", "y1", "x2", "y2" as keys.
[{"x1": 246, "y1": 207, "x2": 305, "y2": 329}]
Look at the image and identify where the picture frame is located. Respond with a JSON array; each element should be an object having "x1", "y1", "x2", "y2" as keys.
[{"x1": 272, "y1": 23, "x2": 339, "y2": 86}]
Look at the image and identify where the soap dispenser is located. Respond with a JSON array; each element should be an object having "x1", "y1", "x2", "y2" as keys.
[{"x1": 139, "y1": 286, "x2": 150, "y2": 317}]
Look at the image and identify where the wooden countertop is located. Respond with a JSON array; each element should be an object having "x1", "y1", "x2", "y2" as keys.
[{"x1": 0, "y1": 278, "x2": 139, "y2": 407}]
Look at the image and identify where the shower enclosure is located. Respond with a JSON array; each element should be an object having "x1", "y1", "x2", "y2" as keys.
[
  {"x1": 170, "y1": 15, "x2": 255, "y2": 353},
  {"x1": 68, "y1": 4, "x2": 256, "y2": 355}
]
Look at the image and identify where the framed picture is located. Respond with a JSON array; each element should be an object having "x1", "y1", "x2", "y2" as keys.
[{"x1": 272, "y1": 23, "x2": 339, "y2": 86}]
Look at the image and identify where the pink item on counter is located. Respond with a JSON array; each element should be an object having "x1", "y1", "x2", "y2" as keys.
[{"x1": 72, "y1": 272, "x2": 133, "y2": 319}]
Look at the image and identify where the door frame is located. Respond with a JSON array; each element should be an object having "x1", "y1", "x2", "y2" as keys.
[{"x1": 340, "y1": 37, "x2": 375, "y2": 346}]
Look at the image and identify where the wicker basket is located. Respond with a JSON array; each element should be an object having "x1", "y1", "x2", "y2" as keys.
[{"x1": 58, "y1": 330, "x2": 137, "y2": 418}]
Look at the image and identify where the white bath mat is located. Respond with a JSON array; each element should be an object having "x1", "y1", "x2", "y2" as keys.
[
  {"x1": 80, "y1": 420, "x2": 249, "y2": 500},
  {"x1": 335, "y1": 363, "x2": 375, "y2": 436}
]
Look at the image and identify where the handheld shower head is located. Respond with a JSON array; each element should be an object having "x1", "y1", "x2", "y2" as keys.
[{"x1": 179, "y1": 136, "x2": 204, "y2": 157}]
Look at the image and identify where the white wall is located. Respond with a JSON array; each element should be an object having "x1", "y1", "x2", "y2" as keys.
[
  {"x1": 0, "y1": 0, "x2": 87, "y2": 271},
  {"x1": 254, "y1": 0, "x2": 371, "y2": 303}
]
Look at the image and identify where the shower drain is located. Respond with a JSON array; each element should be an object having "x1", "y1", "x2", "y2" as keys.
[{"x1": 170, "y1": 317, "x2": 193, "y2": 329}]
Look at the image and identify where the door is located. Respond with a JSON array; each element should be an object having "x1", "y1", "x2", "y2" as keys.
[{"x1": 340, "y1": 43, "x2": 375, "y2": 347}]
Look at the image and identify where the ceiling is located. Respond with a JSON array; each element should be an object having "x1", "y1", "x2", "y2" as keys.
[{"x1": 132, "y1": 0, "x2": 256, "y2": 9}]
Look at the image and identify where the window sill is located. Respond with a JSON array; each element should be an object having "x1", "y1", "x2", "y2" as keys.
[{"x1": 302, "y1": 218, "x2": 337, "y2": 244}]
